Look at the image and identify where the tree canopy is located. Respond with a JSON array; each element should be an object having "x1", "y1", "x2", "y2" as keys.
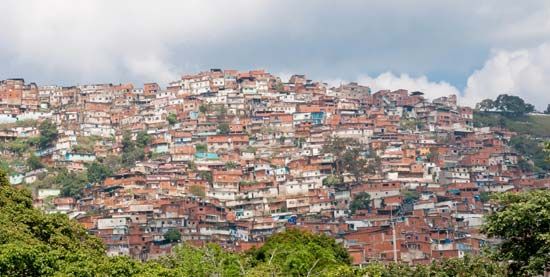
[
  {"x1": 218, "y1": 122, "x2": 230, "y2": 135},
  {"x1": 249, "y1": 228, "x2": 352, "y2": 276},
  {"x1": 87, "y1": 161, "x2": 113, "y2": 184},
  {"x1": 225, "y1": 161, "x2": 239, "y2": 169},
  {"x1": 121, "y1": 131, "x2": 149, "y2": 167},
  {"x1": 167, "y1": 113, "x2": 178, "y2": 126},
  {"x1": 38, "y1": 120, "x2": 58, "y2": 149},
  {"x1": 26, "y1": 154, "x2": 44, "y2": 171},
  {"x1": 350, "y1": 192, "x2": 371, "y2": 214},
  {"x1": 476, "y1": 94, "x2": 535, "y2": 116},
  {"x1": 0, "y1": 169, "x2": 105, "y2": 276},
  {"x1": 163, "y1": 229, "x2": 181, "y2": 243},
  {"x1": 195, "y1": 143, "x2": 207, "y2": 153},
  {"x1": 509, "y1": 135, "x2": 550, "y2": 172},
  {"x1": 322, "y1": 137, "x2": 366, "y2": 182},
  {"x1": 482, "y1": 190, "x2": 550, "y2": 276}
]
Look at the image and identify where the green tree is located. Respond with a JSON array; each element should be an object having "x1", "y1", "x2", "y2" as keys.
[
  {"x1": 482, "y1": 190, "x2": 550, "y2": 275},
  {"x1": 5, "y1": 139, "x2": 30, "y2": 155},
  {"x1": 479, "y1": 191, "x2": 491, "y2": 203},
  {"x1": 517, "y1": 158, "x2": 534, "y2": 172},
  {"x1": 135, "y1": 131, "x2": 151, "y2": 148},
  {"x1": 249, "y1": 228, "x2": 352, "y2": 276},
  {"x1": 38, "y1": 120, "x2": 58, "y2": 149},
  {"x1": 544, "y1": 104, "x2": 550, "y2": 114},
  {"x1": 87, "y1": 161, "x2": 113, "y2": 184},
  {"x1": 164, "y1": 229, "x2": 181, "y2": 243},
  {"x1": 0, "y1": 161, "x2": 11, "y2": 176},
  {"x1": 198, "y1": 171, "x2": 213, "y2": 184},
  {"x1": 343, "y1": 148, "x2": 367, "y2": 184},
  {"x1": 0, "y1": 169, "x2": 107, "y2": 276},
  {"x1": 403, "y1": 190, "x2": 420, "y2": 204},
  {"x1": 188, "y1": 185, "x2": 205, "y2": 197},
  {"x1": 121, "y1": 131, "x2": 148, "y2": 167},
  {"x1": 400, "y1": 118, "x2": 423, "y2": 131},
  {"x1": 122, "y1": 131, "x2": 135, "y2": 152},
  {"x1": 59, "y1": 170, "x2": 89, "y2": 198},
  {"x1": 72, "y1": 136, "x2": 100, "y2": 153},
  {"x1": 26, "y1": 154, "x2": 44, "y2": 170},
  {"x1": 218, "y1": 122, "x2": 230, "y2": 135},
  {"x1": 496, "y1": 94, "x2": 535, "y2": 115},
  {"x1": 350, "y1": 192, "x2": 371, "y2": 214},
  {"x1": 358, "y1": 256, "x2": 506, "y2": 276},
  {"x1": 322, "y1": 175, "x2": 343, "y2": 187},
  {"x1": 475, "y1": 99, "x2": 495, "y2": 111},
  {"x1": 103, "y1": 155, "x2": 122, "y2": 174},
  {"x1": 225, "y1": 161, "x2": 239, "y2": 169},
  {"x1": 36, "y1": 169, "x2": 89, "y2": 198},
  {"x1": 199, "y1": 104, "x2": 209, "y2": 114},
  {"x1": 323, "y1": 137, "x2": 359, "y2": 176},
  {"x1": 216, "y1": 105, "x2": 228, "y2": 120},
  {"x1": 195, "y1": 144, "x2": 207, "y2": 153},
  {"x1": 160, "y1": 243, "x2": 243, "y2": 276},
  {"x1": 510, "y1": 135, "x2": 550, "y2": 171},
  {"x1": 166, "y1": 112, "x2": 178, "y2": 125},
  {"x1": 482, "y1": 94, "x2": 536, "y2": 116}
]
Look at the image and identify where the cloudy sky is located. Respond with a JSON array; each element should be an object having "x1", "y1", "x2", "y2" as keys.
[{"x1": 1, "y1": 0, "x2": 549, "y2": 108}]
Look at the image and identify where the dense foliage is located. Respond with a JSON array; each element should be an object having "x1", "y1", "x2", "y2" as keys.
[
  {"x1": 167, "y1": 113, "x2": 178, "y2": 125},
  {"x1": 509, "y1": 135, "x2": 550, "y2": 172},
  {"x1": 482, "y1": 190, "x2": 550, "y2": 276},
  {"x1": 196, "y1": 143, "x2": 207, "y2": 153},
  {"x1": 87, "y1": 161, "x2": 114, "y2": 184},
  {"x1": 248, "y1": 228, "x2": 352, "y2": 276},
  {"x1": 218, "y1": 122, "x2": 230, "y2": 135},
  {"x1": 0, "y1": 169, "x2": 105, "y2": 276},
  {"x1": 26, "y1": 154, "x2": 44, "y2": 171},
  {"x1": 38, "y1": 120, "x2": 58, "y2": 149},
  {"x1": 353, "y1": 255, "x2": 506, "y2": 277},
  {"x1": 350, "y1": 192, "x2": 371, "y2": 214},
  {"x1": 121, "y1": 130, "x2": 150, "y2": 167},
  {"x1": 163, "y1": 228, "x2": 181, "y2": 243},
  {"x1": 31, "y1": 168, "x2": 88, "y2": 198},
  {"x1": 323, "y1": 137, "x2": 371, "y2": 184},
  {"x1": 476, "y1": 94, "x2": 535, "y2": 116},
  {"x1": 474, "y1": 94, "x2": 550, "y2": 139}
]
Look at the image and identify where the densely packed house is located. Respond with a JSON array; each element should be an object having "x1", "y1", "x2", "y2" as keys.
[{"x1": 1, "y1": 70, "x2": 548, "y2": 264}]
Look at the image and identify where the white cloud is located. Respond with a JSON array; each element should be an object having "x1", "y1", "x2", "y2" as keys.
[
  {"x1": 0, "y1": 0, "x2": 549, "y2": 105},
  {"x1": 463, "y1": 42, "x2": 550, "y2": 110},
  {"x1": 0, "y1": 0, "x2": 271, "y2": 85},
  {"x1": 357, "y1": 72, "x2": 461, "y2": 101},
  {"x1": 493, "y1": 8, "x2": 550, "y2": 44},
  {"x1": 349, "y1": 42, "x2": 550, "y2": 110},
  {"x1": 123, "y1": 55, "x2": 179, "y2": 85}
]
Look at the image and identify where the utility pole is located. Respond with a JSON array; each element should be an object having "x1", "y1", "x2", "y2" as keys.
[{"x1": 391, "y1": 206, "x2": 397, "y2": 263}]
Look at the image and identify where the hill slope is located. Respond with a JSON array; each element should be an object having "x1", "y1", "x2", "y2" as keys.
[{"x1": 474, "y1": 112, "x2": 550, "y2": 138}]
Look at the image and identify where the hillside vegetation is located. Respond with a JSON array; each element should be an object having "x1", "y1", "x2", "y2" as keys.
[{"x1": 474, "y1": 112, "x2": 550, "y2": 138}]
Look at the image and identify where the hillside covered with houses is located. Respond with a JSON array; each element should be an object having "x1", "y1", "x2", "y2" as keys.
[{"x1": 0, "y1": 69, "x2": 549, "y2": 266}]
